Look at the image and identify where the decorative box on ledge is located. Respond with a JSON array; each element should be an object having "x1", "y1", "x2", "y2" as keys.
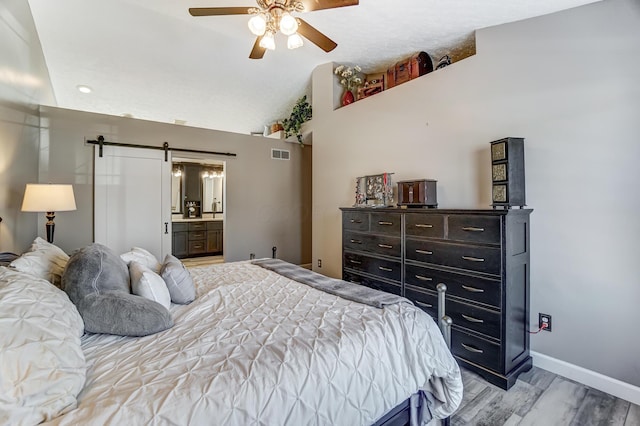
[{"x1": 354, "y1": 173, "x2": 394, "y2": 207}]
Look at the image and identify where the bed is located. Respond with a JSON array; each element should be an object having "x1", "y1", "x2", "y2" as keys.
[{"x1": 0, "y1": 240, "x2": 462, "y2": 426}]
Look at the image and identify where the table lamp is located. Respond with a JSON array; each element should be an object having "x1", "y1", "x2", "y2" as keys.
[{"x1": 21, "y1": 183, "x2": 77, "y2": 244}]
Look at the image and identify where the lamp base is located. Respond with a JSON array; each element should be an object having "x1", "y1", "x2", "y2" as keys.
[{"x1": 45, "y1": 211, "x2": 56, "y2": 244}]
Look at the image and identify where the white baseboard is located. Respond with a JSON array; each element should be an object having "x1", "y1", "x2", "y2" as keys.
[{"x1": 531, "y1": 351, "x2": 640, "y2": 405}]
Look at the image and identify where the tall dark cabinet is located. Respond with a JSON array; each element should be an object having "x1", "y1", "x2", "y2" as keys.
[{"x1": 341, "y1": 207, "x2": 532, "y2": 390}]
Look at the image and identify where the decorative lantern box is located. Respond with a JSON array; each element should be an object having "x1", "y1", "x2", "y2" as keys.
[{"x1": 397, "y1": 179, "x2": 437, "y2": 207}]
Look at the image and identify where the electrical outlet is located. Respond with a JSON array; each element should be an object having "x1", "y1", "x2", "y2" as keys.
[
  {"x1": 539, "y1": 313, "x2": 552, "y2": 332},
  {"x1": 317, "y1": 259, "x2": 322, "y2": 268}
]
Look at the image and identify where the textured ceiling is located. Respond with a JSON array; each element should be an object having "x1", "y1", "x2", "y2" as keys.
[{"x1": 27, "y1": 0, "x2": 599, "y2": 136}]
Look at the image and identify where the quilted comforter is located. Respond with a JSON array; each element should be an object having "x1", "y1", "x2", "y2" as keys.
[{"x1": 44, "y1": 261, "x2": 462, "y2": 425}]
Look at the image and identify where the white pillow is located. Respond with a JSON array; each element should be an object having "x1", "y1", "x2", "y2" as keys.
[
  {"x1": 160, "y1": 254, "x2": 196, "y2": 304},
  {"x1": 129, "y1": 261, "x2": 171, "y2": 309},
  {"x1": 9, "y1": 237, "x2": 69, "y2": 288},
  {"x1": 0, "y1": 266, "x2": 86, "y2": 425},
  {"x1": 120, "y1": 247, "x2": 162, "y2": 273}
]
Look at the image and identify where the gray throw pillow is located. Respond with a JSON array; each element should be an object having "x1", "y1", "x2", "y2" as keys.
[
  {"x1": 62, "y1": 243, "x2": 173, "y2": 336},
  {"x1": 160, "y1": 254, "x2": 196, "y2": 304}
]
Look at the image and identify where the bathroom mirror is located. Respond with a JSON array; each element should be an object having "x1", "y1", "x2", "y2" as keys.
[
  {"x1": 202, "y1": 167, "x2": 224, "y2": 213},
  {"x1": 171, "y1": 166, "x2": 183, "y2": 213}
]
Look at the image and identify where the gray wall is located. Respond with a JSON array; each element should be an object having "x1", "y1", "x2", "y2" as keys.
[
  {"x1": 38, "y1": 106, "x2": 311, "y2": 264},
  {"x1": 0, "y1": 0, "x2": 55, "y2": 253},
  {"x1": 311, "y1": 0, "x2": 640, "y2": 386}
]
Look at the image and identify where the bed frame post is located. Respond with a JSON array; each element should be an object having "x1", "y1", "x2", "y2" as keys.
[{"x1": 437, "y1": 283, "x2": 452, "y2": 426}]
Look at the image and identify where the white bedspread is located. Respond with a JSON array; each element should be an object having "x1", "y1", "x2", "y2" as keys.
[{"x1": 45, "y1": 261, "x2": 462, "y2": 426}]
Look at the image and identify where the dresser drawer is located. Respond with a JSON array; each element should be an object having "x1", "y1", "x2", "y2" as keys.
[
  {"x1": 404, "y1": 264, "x2": 501, "y2": 308},
  {"x1": 344, "y1": 232, "x2": 401, "y2": 257},
  {"x1": 188, "y1": 231, "x2": 206, "y2": 240},
  {"x1": 173, "y1": 222, "x2": 188, "y2": 232},
  {"x1": 188, "y1": 222, "x2": 208, "y2": 232},
  {"x1": 188, "y1": 240, "x2": 206, "y2": 254},
  {"x1": 448, "y1": 215, "x2": 501, "y2": 245},
  {"x1": 406, "y1": 240, "x2": 501, "y2": 275},
  {"x1": 206, "y1": 221, "x2": 223, "y2": 230},
  {"x1": 343, "y1": 211, "x2": 369, "y2": 231},
  {"x1": 447, "y1": 299, "x2": 501, "y2": 339},
  {"x1": 405, "y1": 213, "x2": 445, "y2": 238},
  {"x1": 343, "y1": 271, "x2": 402, "y2": 296},
  {"x1": 404, "y1": 285, "x2": 438, "y2": 318},
  {"x1": 370, "y1": 213, "x2": 402, "y2": 235},
  {"x1": 343, "y1": 253, "x2": 401, "y2": 282},
  {"x1": 452, "y1": 328, "x2": 501, "y2": 372}
]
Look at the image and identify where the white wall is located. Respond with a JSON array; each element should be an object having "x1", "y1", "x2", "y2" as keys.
[
  {"x1": 0, "y1": 0, "x2": 55, "y2": 253},
  {"x1": 311, "y1": 0, "x2": 640, "y2": 386},
  {"x1": 37, "y1": 106, "x2": 311, "y2": 264}
]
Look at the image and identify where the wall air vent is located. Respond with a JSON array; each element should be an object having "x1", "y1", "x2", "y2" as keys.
[{"x1": 271, "y1": 148, "x2": 290, "y2": 160}]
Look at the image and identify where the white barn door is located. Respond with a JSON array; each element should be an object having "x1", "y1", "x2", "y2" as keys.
[{"x1": 94, "y1": 146, "x2": 172, "y2": 261}]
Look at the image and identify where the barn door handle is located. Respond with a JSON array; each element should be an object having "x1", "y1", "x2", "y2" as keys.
[{"x1": 164, "y1": 222, "x2": 168, "y2": 234}]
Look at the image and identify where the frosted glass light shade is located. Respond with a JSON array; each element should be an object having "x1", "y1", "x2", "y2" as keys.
[
  {"x1": 279, "y1": 13, "x2": 298, "y2": 35},
  {"x1": 21, "y1": 184, "x2": 77, "y2": 212},
  {"x1": 287, "y1": 33, "x2": 303, "y2": 49},
  {"x1": 259, "y1": 31, "x2": 276, "y2": 50},
  {"x1": 248, "y1": 14, "x2": 267, "y2": 36}
]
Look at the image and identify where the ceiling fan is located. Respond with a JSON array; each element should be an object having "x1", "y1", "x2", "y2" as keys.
[{"x1": 189, "y1": 0, "x2": 359, "y2": 59}]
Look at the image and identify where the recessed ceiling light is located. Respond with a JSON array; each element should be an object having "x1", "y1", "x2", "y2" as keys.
[{"x1": 77, "y1": 85, "x2": 92, "y2": 93}]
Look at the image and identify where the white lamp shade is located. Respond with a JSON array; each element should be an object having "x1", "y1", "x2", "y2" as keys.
[
  {"x1": 248, "y1": 14, "x2": 267, "y2": 36},
  {"x1": 287, "y1": 33, "x2": 304, "y2": 49},
  {"x1": 259, "y1": 31, "x2": 276, "y2": 50},
  {"x1": 21, "y1": 184, "x2": 77, "y2": 212},
  {"x1": 279, "y1": 13, "x2": 298, "y2": 36}
]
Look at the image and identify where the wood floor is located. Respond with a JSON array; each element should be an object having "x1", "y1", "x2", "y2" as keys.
[{"x1": 441, "y1": 366, "x2": 640, "y2": 426}]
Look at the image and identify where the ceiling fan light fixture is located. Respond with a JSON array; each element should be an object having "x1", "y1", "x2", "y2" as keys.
[
  {"x1": 287, "y1": 33, "x2": 303, "y2": 49},
  {"x1": 248, "y1": 13, "x2": 267, "y2": 36},
  {"x1": 279, "y1": 12, "x2": 298, "y2": 35},
  {"x1": 259, "y1": 31, "x2": 276, "y2": 50}
]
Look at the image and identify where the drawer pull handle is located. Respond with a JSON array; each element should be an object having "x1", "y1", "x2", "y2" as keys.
[
  {"x1": 462, "y1": 256, "x2": 485, "y2": 262},
  {"x1": 415, "y1": 275, "x2": 433, "y2": 281},
  {"x1": 350, "y1": 280, "x2": 361, "y2": 284},
  {"x1": 415, "y1": 301, "x2": 433, "y2": 308},
  {"x1": 350, "y1": 219, "x2": 362, "y2": 224},
  {"x1": 416, "y1": 249, "x2": 433, "y2": 255},
  {"x1": 462, "y1": 285, "x2": 485, "y2": 293},
  {"x1": 415, "y1": 224, "x2": 433, "y2": 228},
  {"x1": 462, "y1": 314, "x2": 484, "y2": 323},
  {"x1": 461, "y1": 343, "x2": 484, "y2": 354},
  {"x1": 378, "y1": 244, "x2": 393, "y2": 249},
  {"x1": 462, "y1": 226, "x2": 485, "y2": 232},
  {"x1": 349, "y1": 260, "x2": 362, "y2": 265},
  {"x1": 378, "y1": 221, "x2": 393, "y2": 226},
  {"x1": 350, "y1": 239, "x2": 362, "y2": 244},
  {"x1": 378, "y1": 266, "x2": 393, "y2": 272}
]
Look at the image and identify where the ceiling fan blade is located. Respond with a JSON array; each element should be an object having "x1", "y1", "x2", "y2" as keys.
[
  {"x1": 299, "y1": 0, "x2": 358, "y2": 12},
  {"x1": 297, "y1": 18, "x2": 337, "y2": 52},
  {"x1": 249, "y1": 37, "x2": 267, "y2": 59},
  {"x1": 189, "y1": 7, "x2": 253, "y2": 16}
]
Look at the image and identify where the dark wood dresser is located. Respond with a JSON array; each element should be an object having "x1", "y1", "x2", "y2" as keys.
[{"x1": 341, "y1": 207, "x2": 532, "y2": 390}]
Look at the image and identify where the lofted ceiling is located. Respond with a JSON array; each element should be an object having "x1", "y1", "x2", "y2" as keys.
[{"x1": 27, "y1": 0, "x2": 599, "y2": 136}]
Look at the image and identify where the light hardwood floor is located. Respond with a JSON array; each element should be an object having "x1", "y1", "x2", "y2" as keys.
[{"x1": 448, "y1": 367, "x2": 640, "y2": 426}]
